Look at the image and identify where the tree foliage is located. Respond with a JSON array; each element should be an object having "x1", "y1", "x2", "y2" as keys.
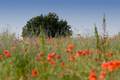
[{"x1": 22, "y1": 12, "x2": 73, "y2": 38}]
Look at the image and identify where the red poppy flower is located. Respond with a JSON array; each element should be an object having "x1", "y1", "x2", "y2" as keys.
[
  {"x1": 95, "y1": 58, "x2": 99, "y2": 61},
  {"x1": 4, "y1": 50, "x2": 8, "y2": 54},
  {"x1": 41, "y1": 61, "x2": 45, "y2": 65},
  {"x1": 108, "y1": 61, "x2": 116, "y2": 72},
  {"x1": 56, "y1": 45, "x2": 59, "y2": 47},
  {"x1": 70, "y1": 56, "x2": 75, "y2": 60},
  {"x1": 56, "y1": 55, "x2": 61, "y2": 59},
  {"x1": 23, "y1": 48, "x2": 28, "y2": 53},
  {"x1": 47, "y1": 57, "x2": 51, "y2": 61},
  {"x1": 99, "y1": 71, "x2": 106, "y2": 79},
  {"x1": 89, "y1": 49, "x2": 94, "y2": 53},
  {"x1": 89, "y1": 56, "x2": 91, "y2": 59},
  {"x1": 6, "y1": 53, "x2": 11, "y2": 57},
  {"x1": 70, "y1": 50, "x2": 73, "y2": 54},
  {"x1": 4, "y1": 78, "x2": 8, "y2": 80},
  {"x1": 48, "y1": 53, "x2": 55, "y2": 59},
  {"x1": 38, "y1": 52, "x2": 43, "y2": 57},
  {"x1": 60, "y1": 72, "x2": 65, "y2": 76},
  {"x1": 91, "y1": 68, "x2": 95, "y2": 73},
  {"x1": 114, "y1": 60, "x2": 120, "y2": 68},
  {"x1": 68, "y1": 45, "x2": 73, "y2": 50},
  {"x1": 50, "y1": 61, "x2": 56, "y2": 66},
  {"x1": 34, "y1": 43, "x2": 37, "y2": 47},
  {"x1": 101, "y1": 62, "x2": 109, "y2": 70},
  {"x1": 104, "y1": 53, "x2": 108, "y2": 57},
  {"x1": 36, "y1": 58, "x2": 40, "y2": 61},
  {"x1": 11, "y1": 46, "x2": 16, "y2": 50},
  {"x1": 97, "y1": 50, "x2": 101, "y2": 53},
  {"x1": 0, "y1": 55, "x2": 3, "y2": 58},
  {"x1": 76, "y1": 52, "x2": 81, "y2": 57},
  {"x1": 77, "y1": 34, "x2": 81, "y2": 36},
  {"x1": 69, "y1": 68, "x2": 73, "y2": 73},
  {"x1": 109, "y1": 52, "x2": 113, "y2": 56},
  {"x1": 62, "y1": 63, "x2": 67, "y2": 68},
  {"x1": 32, "y1": 69, "x2": 38, "y2": 76},
  {"x1": 88, "y1": 72, "x2": 97, "y2": 80},
  {"x1": 65, "y1": 49, "x2": 70, "y2": 53}
]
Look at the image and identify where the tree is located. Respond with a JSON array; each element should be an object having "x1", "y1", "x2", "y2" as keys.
[{"x1": 22, "y1": 12, "x2": 73, "y2": 38}]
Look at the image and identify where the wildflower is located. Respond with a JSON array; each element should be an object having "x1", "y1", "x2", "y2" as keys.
[
  {"x1": 77, "y1": 34, "x2": 81, "y2": 36},
  {"x1": 23, "y1": 48, "x2": 28, "y2": 53},
  {"x1": 56, "y1": 55, "x2": 61, "y2": 59},
  {"x1": 6, "y1": 53, "x2": 11, "y2": 57},
  {"x1": 70, "y1": 50, "x2": 73, "y2": 54},
  {"x1": 82, "y1": 52, "x2": 86, "y2": 56},
  {"x1": 104, "y1": 53, "x2": 108, "y2": 57},
  {"x1": 70, "y1": 56, "x2": 75, "y2": 60},
  {"x1": 48, "y1": 53, "x2": 55, "y2": 59},
  {"x1": 78, "y1": 50, "x2": 83, "y2": 53},
  {"x1": 65, "y1": 49, "x2": 69, "y2": 53},
  {"x1": 108, "y1": 61, "x2": 116, "y2": 72},
  {"x1": 99, "y1": 71, "x2": 106, "y2": 79},
  {"x1": 60, "y1": 72, "x2": 65, "y2": 76},
  {"x1": 28, "y1": 45, "x2": 30, "y2": 48},
  {"x1": 101, "y1": 62, "x2": 109, "y2": 70},
  {"x1": 84, "y1": 49, "x2": 89, "y2": 54},
  {"x1": 69, "y1": 68, "x2": 73, "y2": 73},
  {"x1": 0, "y1": 43, "x2": 2, "y2": 45},
  {"x1": 41, "y1": 61, "x2": 45, "y2": 65},
  {"x1": 15, "y1": 45, "x2": 17, "y2": 47},
  {"x1": 38, "y1": 52, "x2": 43, "y2": 57},
  {"x1": 113, "y1": 37, "x2": 116, "y2": 39},
  {"x1": 97, "y1": 50, "x2": 101, "y2": 54},
  {"x1": 11, "y1": 46, "x2": 16, "y2": 50},
  {"x1": 4, "y1": 50, "x2": 8, "y2": 54},
  {"x1": 4, "y1": 78, "x2": 8, "y2": 80},
  {"x1": 89, "y1": 56, "x2": 92, "y2": 58},
  {"x1": 83, "y1": 43, "x2": 86, "y2": 46},
  {"x1": 34, "y1": 43, "x2": 37, "y2": 47},
  {"x1": 95, "y1": 58, "x2": 99, "y2": 61},
  {"x1": 50, "y1": 61, "x2": 56, "y2": 66},
  {"x1": 89, "y1": 49, "x2": 94, "y2": 53},
  {"x1": 56, "y1": 45, "x2": 59, "y2": 47},
  {"x1": 19, "y1": 40, "x2": 23, "y2": 43},
  {"x1": 25, "y1": 37, "x2": 28, "y2": 40},
  {"x1": 91, "y1": 68, "x2": 95, "y2": 73},
  {"x1": 47, "y1": 57, "x2": 51, "y2": 61},
  {"x1": 88, "y1": 72, "x2": 97, "y2": 80},
  {"x1": 114, "y1": 60, "x2": 120, "y2": 68},
  {"x1": 32, "y1": 69, "x2": 37, "y2": 76},
  {"x1": 76, "y1": 52, "x2": 81, "y2": 57},
  {"x1": 68, "y1": 45, "x2": 73, "y2": 50},
  {"x1": 109, "y1": 52, "x2": 113, "y2": 56},
  {"x1": 76, "y1": 50, "x2": 82, "y2": 57},
  {"x1": 62, "y1": 63, "x2": 67, "y2": 68},
  {"x1": 0, "y1": 55, "x2": 3, "y2": 58},
  {"x1": 47, "y1": 37, "x2": 50, "y2": 41},
  {"x1": 36, "y1": 58, "x2": 40, "y2": 61},
  {"x1": 52, "y1": 52, "x2": 55, "y2": 56}
]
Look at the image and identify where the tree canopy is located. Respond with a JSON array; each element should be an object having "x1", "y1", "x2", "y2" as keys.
[{"x1": 22, "y1": 12, "x2": 73, "y2": 38}]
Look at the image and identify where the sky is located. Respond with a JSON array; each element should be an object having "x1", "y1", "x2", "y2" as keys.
[{"x1": 0, "y1": 0, "x2": 120, "y2": 39}]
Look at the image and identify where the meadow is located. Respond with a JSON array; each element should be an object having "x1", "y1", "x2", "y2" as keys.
[{"x1": 0, "y1": 27, "x2": 120, "y2": 80}]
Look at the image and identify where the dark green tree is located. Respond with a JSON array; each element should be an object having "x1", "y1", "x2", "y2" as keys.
[{"x1": 22, "y1": 12, "x2": 73, "y2": 38}]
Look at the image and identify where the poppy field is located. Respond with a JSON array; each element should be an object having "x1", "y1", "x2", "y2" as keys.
[{"x1": 0, "y1": 28, "x2": 120, "y2": 80}]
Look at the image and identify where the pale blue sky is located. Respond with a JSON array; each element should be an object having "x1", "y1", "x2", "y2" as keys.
[{"x1": 0, "y1": 0, "x2": 120, "y2": 39}]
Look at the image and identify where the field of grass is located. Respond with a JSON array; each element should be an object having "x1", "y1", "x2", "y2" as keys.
[{"x1": 0, "y1": 27, "x2": 120, "y2": 80}]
